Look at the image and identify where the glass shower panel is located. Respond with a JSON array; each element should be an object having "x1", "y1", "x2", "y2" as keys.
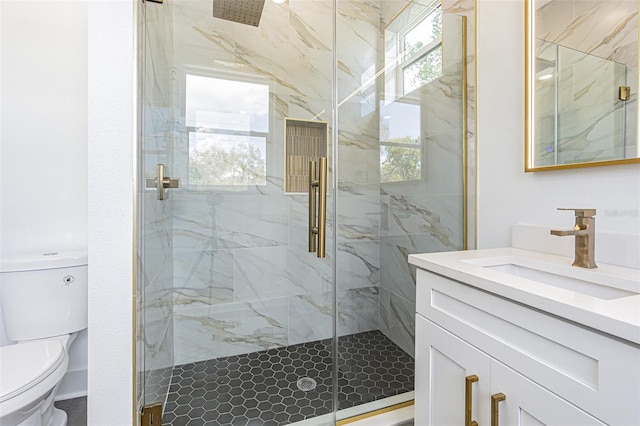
[
  {"x1": 335, "y1": 0, "x2": 466, "y2": 416},
  {"x1": 137, "y1": 0, "x2": 176, "y2": 413}
]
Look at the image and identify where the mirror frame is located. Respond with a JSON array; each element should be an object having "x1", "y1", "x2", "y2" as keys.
[{"x1": 525, "y1": 0, "x2": 640, "y2": 172}]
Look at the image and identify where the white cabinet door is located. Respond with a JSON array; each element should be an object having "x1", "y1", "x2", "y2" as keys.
[
  {"x1": 490, "y1": 360, "x2": 606, "y2": 426},
  {"x1": 415, "y1": 315, "x2": 491, "y2": 426}
]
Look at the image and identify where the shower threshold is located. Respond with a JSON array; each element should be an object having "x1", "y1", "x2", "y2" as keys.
[
  {"x1": 162, "y1": 330, "x2": 414, "y2": 425},
  {"x1": 289, "y1": 392, "x2": 414, "y2": 426}
]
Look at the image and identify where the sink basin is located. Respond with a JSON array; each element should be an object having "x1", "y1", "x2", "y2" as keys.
[{"x1": 462, "y1": 256, "x2": 639, "y2": 300}]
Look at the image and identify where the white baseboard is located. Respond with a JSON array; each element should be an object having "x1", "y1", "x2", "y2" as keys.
[{"x1": 56, "y1": 368, "x2": 87, "y2": 401}]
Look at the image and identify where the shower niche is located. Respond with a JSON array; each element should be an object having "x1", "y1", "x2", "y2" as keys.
[{"x1": 284, "y1": 118, "x2": 328, "y2": 194}]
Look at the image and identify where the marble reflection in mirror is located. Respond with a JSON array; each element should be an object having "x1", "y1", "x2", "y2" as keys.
[{"x1": 527, "y1": 0, "x2": 640, "y2": 170}]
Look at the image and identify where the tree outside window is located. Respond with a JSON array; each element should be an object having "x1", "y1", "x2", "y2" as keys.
[{"x1": 185, "y1": 73, "x2": 268, "y2": 188}]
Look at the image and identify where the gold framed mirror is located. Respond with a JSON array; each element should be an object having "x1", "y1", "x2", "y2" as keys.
[{"x1": 525, "y1": 0, "x2": 640, "y2": 171}]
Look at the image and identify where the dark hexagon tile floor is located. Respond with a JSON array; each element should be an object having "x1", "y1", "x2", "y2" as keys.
[{"x1": 163, "y1": 330, "x2": 414, "y2": 426}]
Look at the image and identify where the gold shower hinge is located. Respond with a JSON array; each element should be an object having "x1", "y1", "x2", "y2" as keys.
[
  {"x1": 619, "y1": 86, "x2": 631, "y2": 101},
  {"x1": 140, "y1": 403, "x2": 163, "y2": 426}
]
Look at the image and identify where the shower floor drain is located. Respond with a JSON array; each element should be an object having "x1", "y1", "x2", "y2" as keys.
[{"x1": 296, "y1": 377, "x2": 317, "y2": 392}]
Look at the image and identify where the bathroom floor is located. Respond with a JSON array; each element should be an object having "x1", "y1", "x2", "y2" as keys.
[
  {"x1": 55, "y1": 397, "x2": 87, "y2": 426},
  {"x1": 162, "y1": 330, "x2": 414, "y2": 426}
]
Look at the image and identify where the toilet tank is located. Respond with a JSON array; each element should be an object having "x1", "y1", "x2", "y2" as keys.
[{"x1": 0, "y1": 251, "x2": 88, "y2": 342}]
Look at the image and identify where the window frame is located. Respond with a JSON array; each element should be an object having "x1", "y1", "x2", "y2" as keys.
[
  {"x1": 396, "y1": 3, "x2": 443, "y2": 96},
  {"x1": 181, "y1": 67, "x2": 272, "y2": 191}
]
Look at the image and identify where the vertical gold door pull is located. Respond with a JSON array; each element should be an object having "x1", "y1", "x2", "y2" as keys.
[
  {"x1": 465, "y1": 375, "x2": 479, "y2": 426},
  {"x1": 317, "y1": 157, "x2": 327, "y2": 258},
  {"x1": 308, "y1": 161, "x2": 317, "y2": 253},
  {"x1": 491, "y1": 393, "x2": 506, "y2": 426},
  {"x1": 308, "y1": 158, "x2": 327, "y2": 258}
]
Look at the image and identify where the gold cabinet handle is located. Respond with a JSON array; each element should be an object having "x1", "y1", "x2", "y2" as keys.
[
  {"x1": 465, "y1": 375, "x2": 479, "y2": 426},
  {"x1": 491, "y1": 393, "x2": 506, "y2": 426},
  {"x1": 308, "y1": 158, "x2": 327, "y2": 258}
]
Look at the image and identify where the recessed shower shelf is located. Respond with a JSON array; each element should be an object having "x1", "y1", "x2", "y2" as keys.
[{"x1": 284, "y1": 118, "x2": 328, "y2": 194}]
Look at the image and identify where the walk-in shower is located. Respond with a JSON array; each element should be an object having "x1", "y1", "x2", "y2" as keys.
[{"x1": 136, "y1": 0, "x2": 475, "y2": 424}]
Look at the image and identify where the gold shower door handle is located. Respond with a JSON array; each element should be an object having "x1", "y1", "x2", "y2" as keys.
[
  {"x1": 308, "y1": 158, "x2": 327, "y2": 258},
  {"x1": 308, "y1": 161, "x2": 318, "y2": 253},
  {"x1": 145, "y1": 164, "x2": 179, "y2": 200},
  {"x1": 491, "y1": 392, "x2": 506, "y2": 426},
  {"x1": 465, "y1": 375, "x2": 479, "y2": 426}
]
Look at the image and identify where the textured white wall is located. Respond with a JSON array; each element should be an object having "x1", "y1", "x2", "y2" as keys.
[
  {"x1": 87, "y1": 1, "x2": 135, "y2": 424},
  {"x1": 0, "y1": 0, "x2": 88, "y2": 395},
  {"x1": 476, "y1": 0, "x2": 640, "y2": 249},
  {"x1": 0, "y1": 1, "x2": 88, "y2": 256}
]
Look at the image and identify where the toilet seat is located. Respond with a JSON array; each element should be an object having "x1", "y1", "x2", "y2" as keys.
[{"x1": 0, "y1": 340, "x2": 65, "y2": 403}]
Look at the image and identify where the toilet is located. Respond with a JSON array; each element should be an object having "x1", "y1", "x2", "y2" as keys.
[{"x1": 0, "y1": 252, "x2": 87, "y2": 426}]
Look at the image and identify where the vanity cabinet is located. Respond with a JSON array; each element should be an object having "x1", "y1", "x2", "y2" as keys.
[
  {"x1": 416, "y1": 317, "x2": 605, "y2": 426},
  {"x1": 414, "y1": 269, "x2": 640, "y2": 426}
]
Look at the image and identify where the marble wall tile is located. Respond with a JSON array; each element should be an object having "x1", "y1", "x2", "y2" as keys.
[
  {"x1": 378, "y1": 286, "x2": 391, "y2": 337},
  {"x1": 384, "y1": 193, "x2": 463, "y2": 249},
  {"x1": 171, "y1": 191, "x2": 216, "y2": 249},
  {"x1": 337, "y1": 192, "x2": 380, "y2": 243},
  {"x1": 379, "y1": 288, "x2": 415, "y2": 357},
  {"x1": 173, "y1": 191, "x2": 289, "y2": 250},
  {"x1": 336, "y1": 0, "x2": 380, "y2": 96},
  {"x1": 288, "y1": 292, "x2": 333, "y2": 345},
  {"x1": 173, "y1": 297, "x2": 288, "y2": 364},
  {"x1": 234, "y1": 246, "x2": 334, "y2": 301},
  {"x1": 173, "y1": 248, "x2": 234, "y2": 308},
  {"x1": 380, "y1": 233, "x2": 457, "y2": 303},
  {"x1": 337, "y1": 240, "x2": 380, "y2": 291},
  {"x1": 233, "y1": 247, "x2": 298, "y2": 301},
  {"x1": 289, "y1": 0, "x2": 333, "y2": 52},
  {"x1": 337, "y1": 286, "x2": 379, "y2": 336}
]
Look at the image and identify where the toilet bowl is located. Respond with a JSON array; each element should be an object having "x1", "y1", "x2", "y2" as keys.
[
  {"x1": 0, "y1": 252, "x2": 87, "y2": 426},
  {"x1": 0, "y1": 335, "x2": 77, "y2": 426}
]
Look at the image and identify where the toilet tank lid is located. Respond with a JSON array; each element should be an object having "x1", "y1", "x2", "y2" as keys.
[{"x1": 0, "y1": 251, "x2": 88, "y2": 272}]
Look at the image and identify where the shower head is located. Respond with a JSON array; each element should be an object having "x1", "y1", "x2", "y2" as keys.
[{"x1": 213, "y1": 0, "x2": 266, "y2": 27}]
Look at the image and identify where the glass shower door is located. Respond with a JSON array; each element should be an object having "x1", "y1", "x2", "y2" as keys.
[{"x1": 137, "y1": 0, "x2": 339, "y2": 424}]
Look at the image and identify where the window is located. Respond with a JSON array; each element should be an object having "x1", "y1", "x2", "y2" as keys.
[
  {"x1": 185, "y1": 73, "x2": 269, "y2": 187},
  {"x1": 380, "y1": 102, "x2": 422, "y2": 183},
  {"x1": 397, "y1": 3, "x2": 442, "y2": 95},
  {"x1": 379, "y1": 1, "x2": 442, "y2": 183}
]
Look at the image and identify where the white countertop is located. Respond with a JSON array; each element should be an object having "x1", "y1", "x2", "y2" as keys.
[{"x1": 409, "y1": 248, "x2": 640, "y2": 345}]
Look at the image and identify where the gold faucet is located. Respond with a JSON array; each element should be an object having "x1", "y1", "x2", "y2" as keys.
[{"x1": 550, "y1": 208, "x2": 597, "y2": 269}]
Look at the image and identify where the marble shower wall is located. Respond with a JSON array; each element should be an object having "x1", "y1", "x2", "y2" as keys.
[
  {"x1": 376, "y1": 2, "x2": 470, "y2": 356},
  {"x1": 137, "y1": 0, "x2": 175, "y2": 409},
  {"x1": 536, "y1": 0, "x2": 638, "y2": 163},
  {"x1": 335, "y1": 0, "x2": 383, "y2": 348},
  {"x1": 170, "y1": 0, "x2": 381, "y2": 365}
]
